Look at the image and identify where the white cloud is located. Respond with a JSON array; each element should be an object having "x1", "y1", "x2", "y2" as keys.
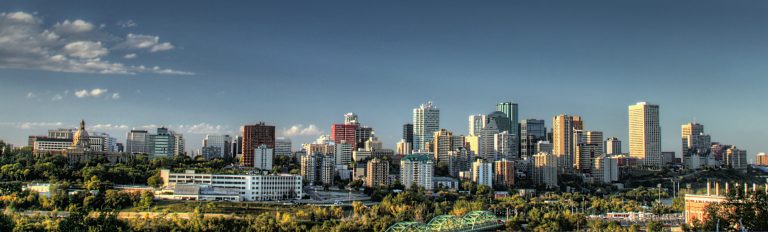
[
  {"x1": 18, "y1": 122, "x2": 63, "y2": 129},
  {"x1": 91, "y1": 124, "x2": 129, "y2": 130},
  {"x1": 63, "y1": 41, "x2": 108, "y2": 59},
  {"x1": 111, "y1": 93, "x2": 120, "y2": 99},
  {"x1": 25, "y1": 92, "x2": 36, "y2": 99},
  {"x1": 117, "y1": 20, "x2": 137, "y2": 28},
  {"x1": 53, "y1": 19, "x2": 94, "y2": 33},
  {"x1": 0, "y1": 11, "x2": 192, "y2": 75},
  {"x1": 51, "y1": 94, "x2": 63, "y2": 101},
  {"x1": 281, "y1": 124, "x2": 322, "y2": 137},
  {"x1": 181, "y1": 123, "x2": 229, "y2": 135},
  {"x1": 74, "y1": 88, "x2": 111, "y2": 98},
  {"x1": 121, "y1": 34, "x2": 174, "y2": 52},
  {"x1": 123, "y1": 53, "x2": 137, "y2": 59}
]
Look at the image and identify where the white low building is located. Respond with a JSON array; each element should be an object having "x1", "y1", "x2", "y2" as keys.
[{"x1": 159, "y1": 169, "x2": 302, "y2": 201}]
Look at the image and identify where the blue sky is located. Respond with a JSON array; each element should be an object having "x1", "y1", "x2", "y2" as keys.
[{"x1": 1, "y1": 1, "x2": 767, "y2": 161}]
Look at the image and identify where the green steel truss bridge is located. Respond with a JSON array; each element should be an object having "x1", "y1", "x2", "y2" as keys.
[{"x1": 384, "y1": 210, "x2": 502, "y2": 232}]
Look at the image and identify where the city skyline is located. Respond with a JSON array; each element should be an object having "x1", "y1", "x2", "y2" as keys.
[{"x1": 1, "y1": 1, "x2": 768, "y2": 162}]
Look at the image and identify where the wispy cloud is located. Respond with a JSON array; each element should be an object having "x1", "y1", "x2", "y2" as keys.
[
  {"x1": 0, "y1": 11, "x2": 193, "y2": 75},
  {"x1": 91, "y1": 123, "x2": 129, "y2": 130},
  {"x1": 74, "y1": 88, "x2": 110, "y2": 98},
  {"x1": 1, "y1": 122, "x2": 65, "y2": 129},
  {"x1": 281, "y1": 124, "x2": 322, "y2": 137}
]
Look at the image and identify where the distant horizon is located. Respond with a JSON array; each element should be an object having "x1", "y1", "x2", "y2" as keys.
[{"x1": 2, "y1": 1, "x2": 767, "y2": 162}]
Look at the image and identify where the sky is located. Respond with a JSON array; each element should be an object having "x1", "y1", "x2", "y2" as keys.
[{"x1": 0, "y1": 1, "x2": 767, "y2": 161}]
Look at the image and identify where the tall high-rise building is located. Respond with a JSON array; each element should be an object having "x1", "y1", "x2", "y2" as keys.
[
  {"x1": 126, "y1": 130, "x2": 150, "y2": 154},
  {"x1": 396, "y1": 139, "x2": 413, "y2": 156},
  {"x1": 432, "y1": 129, "x2": 464, "y2": 165},
  {"x1": 605, "y1": 137, "x2": 621, "y2": 155},
  {"x1": 275, "y1": 137, "x2": 292, "y2": 156},
  {"x1": 203, "y1": 134, "x2": 231, "y2": 159},
  {"x1": 494, "y1": 131, "x2": 517, "y2": 160},
  {"x1": 400, "y1": 154, "x2": 434, "y2": 191},
  {"x1": 472, "y1": 159, "x2": 493, "y2": 187},
  {"x1": 364, "y1": 133, "x2": 383, "y2": 151},
  {"x1": 593, "y1": 155, "x2": 619, "y2": 183},
  {"x1": 724, "y1": 146, "x2": 747, "y2": 169},
  {"x1": 520, "y1": 119, "x2": 546, "y2": 158},
  {"x1": 478, "y1": 120, "x2": 499, "y2": 161},
  {"x1": 682, "y1": 122, "x2": 711, "y2": 157},
  {"x1": 413, "y1": 101, "x2": 439, "y2": 151},
  {"x1": 344, "y1": 113, "x2": 359, "y2": 125},
  {"x1": 536, "y1": 141, "x2": 553, "y2": 154},
  {"x1": 468, "y1": 114, "x2": 487, "y2": 136},
  {"x1": 496, "y1": 101, "x2": 519, "y2": 137},
  {"x1": 628, "y1": 102, "x2": 662, "y2": 167},
  {"x1": 173, "y1": 134, "x2": 185, "y2": 157},
  {"x1": 486, "y1": 111, "x2": 511, "y2": 134},
  {"x1": 332, "y1": 124, "x2": 358, "y2": 150},
  {"x1": 254, "y1": 144, "x2": 273, "y2": 170},
  {"x1": 365, "y1": 158, "x2": 390, "y2": 187},
  {"x1": 242, "y1": 122, "x2": 276, "y2": 167},
  {"x1": 402, "y1": 123, "x2": 414, "y2": 145},
  {"x1": 553, "y1": 114, "x2": 579, "y2": 172},
  {"x1": 300, "y1": 153, "x2": 335, "y2": 185},
  {"x1": 355, "y1": 126, "x2": 374, "y2": 150},
  {"x1": 533, "y1": 152, "x2": 558, "y2": 188},
  {"x1": 493, "y1": 159, "x2": 515, "y2": 188},
  {"x1": 756, "y1": 153, "x2": 768, "y2": 166},
  {"x1": 150, "y1": 127, "x2": 176, "y2": 158},
  {"x1": 232, "y1": 136, "x2": 243, "y2": 159},
  {"x1": 335, "y1": 141, "x2": 353, "y2": 165}
]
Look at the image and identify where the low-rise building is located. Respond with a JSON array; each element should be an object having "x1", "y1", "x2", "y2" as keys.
[{"x1": 159, "y1": 169, "x2": 302, "y2": 201}]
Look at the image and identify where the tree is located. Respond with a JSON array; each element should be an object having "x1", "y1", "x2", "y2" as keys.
[
  {"x1": 147, "y1": 172, "x2": 163, "y2": 188},
  {"x1": 646, "y1": 220, "x2": 664, "y2": 232}
]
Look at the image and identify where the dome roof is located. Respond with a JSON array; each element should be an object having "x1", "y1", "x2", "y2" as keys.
[{"x1": 71, "y1": 120, "x2": 90, "y2": 149}]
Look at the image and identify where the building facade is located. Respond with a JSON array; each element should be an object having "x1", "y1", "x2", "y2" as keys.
[
  {"x1": 159, "y1": 169, "x2": 302, "y2": 201},
  {"x1": 413, "y1": 102, "x2": 440, "y2": 151},
  {"x1": 242, "y1": 122, "x2": 276, "y2": 167},
  {"x1": 400, "y1": 154, "x2": 434, "y2": 191},
  {"x1": 628, "y1": 102, "x2": 662, "y2": 167}
]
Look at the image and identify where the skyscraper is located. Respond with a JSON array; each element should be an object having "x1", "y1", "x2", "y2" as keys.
[
  {"x1": 493, "y1": 159, "x2": 515, "y2": 188},
  {"x1": 533, "y1": 152, "x2": 558, "y2": 188},
  {"x1": 496, "y1": 101, "x2": 519, "y2": 137},
  {"x1": 275, "y1": 137, "x2": 292, "y2": 156},
  {"x1": 520, "y1": 119, "x2": 546, "y2": 158},
  {"x1": 628, "y1": 102, "x2": 662, "y2": 167},
  {"x1": 126, "y1": 130, "x2": 150, "y2": 154},
  {"x1": 413, "y1": 101, "x2": 439, "y2": 151},
  {"x1": 605, "y1": 137, "x2": 621, "y2": 155},
  {"x1": 332, "y1": 123, "x2": 358, "y2": 150},
  {"x1": 552, "y1": 114, "x2": 579, "y2": 172},
  {"x1": 682, "y1": 122, "x2": 710, "y2": 156},
  {"x1": 344, "y1": 112, "x2": 359, "y2": 125},
  {"x1": 472, "y1": 159, "x2": 493, "y2": 187},
  {"x1": 203, "y1": 134, "x2": 231, "y2": 159},
  {"x1": 355, "y1": 126, "x2": 374, "y2": 150},
  {"x1": 494, "y1": 131, "x2": 517, "y2": 160},
  {"x1": 402, "y1": 123, "x2": 414, "y2": 145},
  {"x1": 242, "y1": 122, "x2": 276, "y2": 167},
  {"x1": 150, "y1": 127, "x2": 176, "y2": 158},
  {"x1": 432, "y1": 129, "x2": 463, "y2": 165},
  {"x1": 468, "y1": 114, "x2": 487, "y2": 136},
  {"x1": 478, "y1": 120, "x2": 499, "y2": 161}
]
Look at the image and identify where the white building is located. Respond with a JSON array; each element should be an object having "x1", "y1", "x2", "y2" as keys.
[
  {"x1": 478, "y1": 120, "x2": 499, "y2": 161},
  {"x1": 593, "y1": 155, "x2": 619, "y2": 183},
  {"x1": 471, "y1": 159, "x2": 493, "y2": 187},
  {"x1": 468, "y1": 114, "x2": 487, "y2": 136},
  {"x1": 413, "y1": 101, "x2": 440, "y2": 151},
  {"x1": 159, "y1": 169, "x2": 302, "y2": 201},
  {"x1": 400, "y1": 154, "x2": 434, "y2": 191},
  {"x1": 605, "y1": 137, "x2": 621, "y2": 155},
  {"x1": 254, "y1": 144, "x2": 273, "y2": 171},
  {"x1": 335, "y1": 142, "x2": 353, "y2": 165},
  {"x1": 533, "y1": 152, "x2": 558, "y2": 188}
]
